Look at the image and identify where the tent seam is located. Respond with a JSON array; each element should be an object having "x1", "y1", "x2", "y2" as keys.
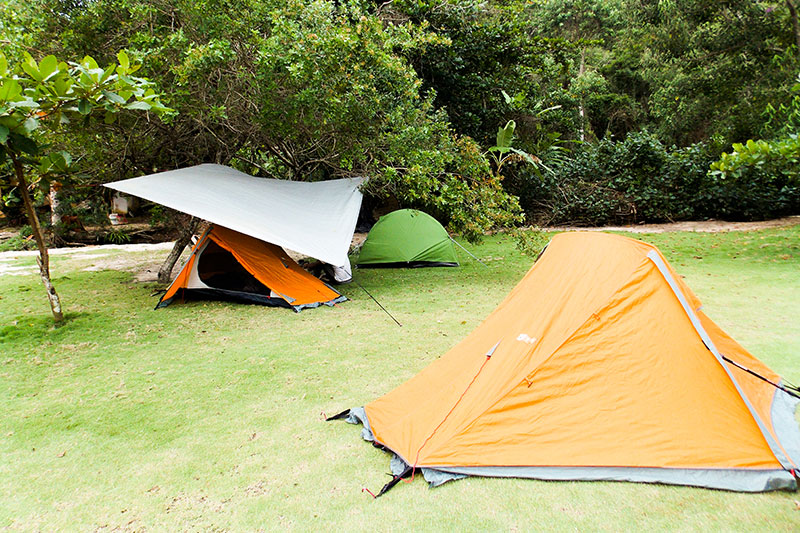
[
  {"x1": 157, "y1": 226, "x2": 212, "y2": 307},
  {"x1": 646, "y1": 249, "x2": 795, "y2": 471},
  {"x1": 419, "y1": 254, "x2": 655, "y2": 458}
]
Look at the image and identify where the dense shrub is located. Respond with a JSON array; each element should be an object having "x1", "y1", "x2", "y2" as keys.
[
  {"x1": 708, "y1": 136, "x2": 800, "y2": 219},
  {"x1": 512, "y1": 132, "x2": 720, "y2": 225}
]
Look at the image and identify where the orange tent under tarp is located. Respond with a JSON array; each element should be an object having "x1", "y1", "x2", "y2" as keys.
[
  {"x1": 158, "y1": 225, "x2": 344, "y2": 311},
  {"x1": 341, "y1": 232, "x2": 800, "y2": 493}
]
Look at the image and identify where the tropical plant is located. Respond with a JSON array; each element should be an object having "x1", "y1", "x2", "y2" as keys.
[{"x1": 486, "y1": 119, "x2": 544, "y2": 177}]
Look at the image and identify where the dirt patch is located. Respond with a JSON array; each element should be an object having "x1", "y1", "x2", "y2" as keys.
[
  {"x1": 545, "y1": 215, "x2": 800, "y2": 234},
  {"x1": 81, "y1": 255, "x2": 167, "y2": 283},
  {"x1": 0, "y1": 242, "x2": 176, "y2": 279}
]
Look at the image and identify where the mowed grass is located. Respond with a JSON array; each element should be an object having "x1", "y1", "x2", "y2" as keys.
[{"x1": 0, "y1": 227, "x2": 798, "y2": 531}]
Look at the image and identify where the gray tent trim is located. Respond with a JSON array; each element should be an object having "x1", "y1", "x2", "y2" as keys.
[
  {"x1": 772, "y1": 389, "x2": 800, "y2": 467},
  {"x1": 431, "y1": 466, "x2": 796, "y2": 492},
  {"x1": 347, "y1": 404, "x2": 799, "y2": 491},
  {"x1": 346, "y1": 407, "x2": 375, "y2": 443},
  {"x1": 647, "y1": 250, "x2": 795, "y2": 471}
]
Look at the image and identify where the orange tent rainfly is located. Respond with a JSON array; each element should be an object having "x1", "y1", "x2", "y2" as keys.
[
  {"x1": 104, "y1": 164, "x2": 364, "y2": 311},
  {"x1": 333, "y1": 232, "x2": 800, "y2": 494},
  {"x1": 159, "y1": 225, "x2": 345, "y2": 311}
]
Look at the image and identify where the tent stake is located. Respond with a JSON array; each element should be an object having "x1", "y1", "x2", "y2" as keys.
[
  {"x1": 355, "y1": 279, "x2": 402, "y2": 327},
  {"x1": 449, "y1": 237, "x2": 489, "y2": 268}
]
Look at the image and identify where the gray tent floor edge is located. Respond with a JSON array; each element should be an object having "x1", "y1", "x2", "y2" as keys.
[
  {"x1": 156, "y1": 288, "x2": 345, "y2": 311},
  {"x1": 345, "y1": 407, "x2": 376, "y2": 443},
  {"x1": 356, "y1": 261, "x2": 459, "y2": 268},
  {"x1": 431, "y1": 466, "x2": 797, "y2": 493},
  {"x1": 344, "y1": 408, "x2": 798, "y2": 493}
]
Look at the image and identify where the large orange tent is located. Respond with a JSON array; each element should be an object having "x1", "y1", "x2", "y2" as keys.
[
  {"x1": 338, "y1": 232, "x2": 800, "y2": 493},
  {"x1": 158, "y1": 225, "x2": 344, "y2": 311}
]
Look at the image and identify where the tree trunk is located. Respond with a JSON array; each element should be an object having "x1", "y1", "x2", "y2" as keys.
[
  {"x1": 11, "y1": 153, "x2": 64, "y2": 322},
  {"x1": 788, "y1": 1, "x2": 800, "y2": 52},
  {"x1": 49, "y1": 181, "x2": 66, "y2": 247},
  {"x1": 157, "y1": 216, "x2": 204, "y2": 284},
  {"x1": 49, "y1": 181, "x2": 62, "y2": 227},
  {"x1": 578, "y1": 47, "x2": 586, "y2": 143}
]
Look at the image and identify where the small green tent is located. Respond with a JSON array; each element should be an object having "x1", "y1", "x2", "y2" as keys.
[{"x1": 357, "y1": 209, "x2": 459, "y2": 267}]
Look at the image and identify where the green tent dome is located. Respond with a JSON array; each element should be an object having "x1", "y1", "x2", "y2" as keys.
[{"x1": 357, "y1": 209, "x2": 459, "y2": 267}]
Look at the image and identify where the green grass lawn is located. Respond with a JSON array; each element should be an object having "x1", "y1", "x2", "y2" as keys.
[{"x1": 1, "y1": 227, "x2": 799, "y2": 531}]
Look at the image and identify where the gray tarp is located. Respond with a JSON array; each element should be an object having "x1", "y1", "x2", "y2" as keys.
[{"x1": 106, "y1": 164, "x2": 363, "y2": 267}]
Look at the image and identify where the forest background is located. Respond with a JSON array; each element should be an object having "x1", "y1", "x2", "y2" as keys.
[{"x1": 2, "y1": 0, "x2": 800, "y2": 240}]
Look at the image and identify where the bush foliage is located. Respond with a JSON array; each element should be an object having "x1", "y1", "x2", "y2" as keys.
[
  {"x1": 514, "y1": 133, "x2": 717, "y2": 225},
  {"x1": 709, "y1": 136, "x2": 800, "y2": 219},
  {"x1": 2, "y1": 0, "x2": 800, "y2": 233}
]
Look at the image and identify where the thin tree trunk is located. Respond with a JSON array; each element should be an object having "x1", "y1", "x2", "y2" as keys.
[
  {"x1": 578, "y1": 47, "x2": 586, "y2": 142},
  {"x1": 11, "y1": 153, "x2": 64, "y2": 322},
  {"x1": 157, "y1": 216, "x2": 203, "y2": 284},
  {"x1": 49, "y1": 181, "x2": 62, "y2": 227},
  {"x1": 49, "y1": 181, "x2": 66, "y2": 247},
  {"x1": 788, "y1": 1, "x2": 800, "y2": 52}
]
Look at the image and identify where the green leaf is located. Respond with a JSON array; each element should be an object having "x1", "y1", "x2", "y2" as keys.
[
  {"x1": 126, "y1": 100, "x2": 152, "y2": 110},
  {"x1": 21, "y1": 53, "x2": 42, "y2": 81},
  {"x1": 9, "y1": 98, "x2": 39, "y2": 109},
  {"x1": 0, "y1": 54, "x2": 7, "y2": 77},
  {"x1": 38, "y1": 156, "x2": 53, "y2": 173},
  {"x1": 22, "y1": 117, "x2": 38, "y2": 133},
  {"x1": 78, "y1": 99, "x2": 92, "y2": 115},
  {"x1": 100, "y1": 64, "x2": 117, "y2": 83},
  {"x1": 495, "y1": 120, "x2": 516, "y2": 149},
  {"x1": 148, "y1": 101, "x2": 174, "y2": 114},
  {"x1": 102, "y1": 90, "x2": 126, "y2": 104},
  {"x1": 0, "y1": 125, "x2": 8, "y2": 144},
  {"x1": 82, "y1": 55, "x2": 100, "y2": 70},
  {"x1": 39, "y1": 55, "x2": 59, "y2": 81},
  {"x1": 117, "y1": 50, "x2": 130, "y2": 70},
  {"x1": 46, "y1": 151, "x2": 72, "y2": 172},
  {"x1": 88, "y1": 68, "x2": 105, "y2": 83},
  {"x1": 104, "y1": 111, "x2": 116, "y2": 124},
  {"x1": 0, "y1": 79, "x2": 22, "y2": 101},
  {"x1": 9, "y1": 133, "x2": 38, "y2": 155},
  {"x1": 53, "y1": 76, "x2": 73, "y2": 97},
  {"x1": 510, "y1": 147, "x2": 540, "y2": 166}
]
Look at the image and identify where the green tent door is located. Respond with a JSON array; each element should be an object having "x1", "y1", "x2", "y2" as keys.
[{"x1": 357, "y1": 209, "x2": 459, "y2": 267}]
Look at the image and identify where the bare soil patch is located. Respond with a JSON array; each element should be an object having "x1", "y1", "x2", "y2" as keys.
[{"x1": 545, "y1": 215, "x2": 800, "y2": 234}]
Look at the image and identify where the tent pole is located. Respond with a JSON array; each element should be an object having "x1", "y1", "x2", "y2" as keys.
[
  {"x1": 721, "y1": 354, "x2": 800, "y2": 399},
  {"x1": 354, "y1": 278, "x2": 402, "y2": 327},
  {"x1": 449, "y1": 237, "x2": 489, "y2": 268}
]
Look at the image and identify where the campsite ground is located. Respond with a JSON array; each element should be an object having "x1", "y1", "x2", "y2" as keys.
[{"x1": 0, "y1": 222, "x2": 799, "y2": 531}]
